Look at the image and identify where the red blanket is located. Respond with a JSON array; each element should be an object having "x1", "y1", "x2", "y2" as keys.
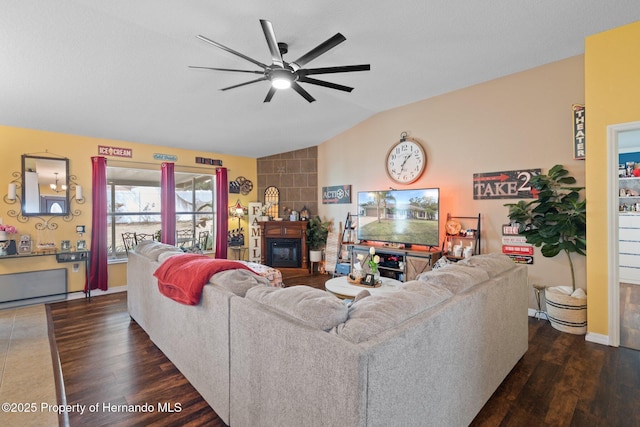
[{"x1": 153, "y1": 254, "x2": 256, "y2": 305}]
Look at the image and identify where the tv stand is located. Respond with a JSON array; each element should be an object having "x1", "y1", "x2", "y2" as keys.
[{"x1": 351, "y1": 244, "x2": 441, "y2": 282}]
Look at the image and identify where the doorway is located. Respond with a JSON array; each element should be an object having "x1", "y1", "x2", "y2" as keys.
[{"x1": 608, "y1": 121, "x2": 640, "y2": 350}]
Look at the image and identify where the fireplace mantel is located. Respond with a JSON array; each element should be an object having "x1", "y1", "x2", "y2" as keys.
[{"x1": 259, "y1": 221, "x2": 308, "y2": 269}]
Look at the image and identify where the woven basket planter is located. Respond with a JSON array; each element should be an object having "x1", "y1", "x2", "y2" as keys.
[{"x1": 544, "y1": 286, "x2": 587, "y2": 335}]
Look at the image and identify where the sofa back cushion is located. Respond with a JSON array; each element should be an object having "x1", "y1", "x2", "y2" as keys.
[
  {"x1": 135, "y1": 240, "x2": 183, "y2": 261},
  {"x1": 246, "y1": 286, "x2": 348, "y2": 331},
  {"x1": 415, "y1": 263, "x2": 490, "y2": 294},
  {"x1": 331, "y1": 282, "x2": 453, "y2": 343},
  {"x1": 457, "y1": 253, "x2": 516, "y2": 276}
]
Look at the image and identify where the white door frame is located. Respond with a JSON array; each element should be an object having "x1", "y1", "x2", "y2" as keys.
[{"x1": 607, "y1": 120, "x2": 640, "y2": 347}]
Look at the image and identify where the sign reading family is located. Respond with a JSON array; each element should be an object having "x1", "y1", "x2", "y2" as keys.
[
  {"x1": 322, "y1": 185, "x2": 351, "y2": 204},
  {"x1": 473, "y1": 169, "x2": 541, "y2": 200}
]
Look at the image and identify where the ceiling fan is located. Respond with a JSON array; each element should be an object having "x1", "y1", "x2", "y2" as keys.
[{"x1": 189, "y1": 19, "x2": 370, "y2": 103}]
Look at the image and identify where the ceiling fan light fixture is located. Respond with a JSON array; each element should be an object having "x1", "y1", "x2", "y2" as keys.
[
  {"x1": 270, "y1": 68, "x2": 293, "y2": 90},
  {"x1": 271, "y1": 78, "x2": 291, "y2": 90}
]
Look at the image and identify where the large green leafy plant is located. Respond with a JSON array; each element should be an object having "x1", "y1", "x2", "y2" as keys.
[
  {"x1": 306, "y1": 216, "x2": 330, "y2": 251},
  {"x1": 504, "y1": 165, "x2": 586, "y2": 291}
]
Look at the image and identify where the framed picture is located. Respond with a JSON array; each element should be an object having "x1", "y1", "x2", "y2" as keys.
[
  {"x1": 61, "y1": 240, "x2": 71, "y2": 252},
  {"x1": 77, "y1": 240, "x2": 87, "y2": 251},
  {"x1": 18, "y1": 234, "x2": 32, "y2": 254},
  {"x1": 362, "y1": 273, "x2": 376, "y2": 286}
]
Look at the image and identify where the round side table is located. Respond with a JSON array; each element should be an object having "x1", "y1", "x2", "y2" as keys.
[{"x1": 532, "y1": 284, "x2": 549, "y2": 321}]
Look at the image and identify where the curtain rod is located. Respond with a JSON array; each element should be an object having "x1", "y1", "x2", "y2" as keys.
[{"x1": 106, "y1": 159, "x2": 228, "y2": 173}]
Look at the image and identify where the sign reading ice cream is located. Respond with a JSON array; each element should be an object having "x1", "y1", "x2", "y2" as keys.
[{"x1": 98, "y1": 145, "x2": 133, "y2": 158}]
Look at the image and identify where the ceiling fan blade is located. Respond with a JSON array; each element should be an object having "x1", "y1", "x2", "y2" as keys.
[
  {"x1": 220, "y1": 77, "x2": 267, "y2": 91},
  {"x1": 196, "y1": 35, "x2": 267, "y2": 70},
  {"x1": 188, "y1": 66, "x2": 264, "y2": 74},
  {"x1": 260, "y1": 20, "x2": 284, "y2": 68},
  {"x1": 291, "y1": 82, "x2": 316, "y2": 103},
  {"x1": 291, "y1": 33, "x2": 346, "y2": 69},
  {"x1": 298, "y1": 77, "x2": 353, "y2": 92},
  {"x1": 264, "y1": 86, "x2": 277, "y2": 103},
  {"x1": 300, "y1": 64, "x2": 371, "y2": 76}
]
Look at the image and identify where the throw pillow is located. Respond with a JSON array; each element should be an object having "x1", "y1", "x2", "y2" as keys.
[
  {"x1": 211, "y1": 269, "x2": 269, "y2": 297},
  {"x1": 431, "y1": 256, "x2": 452, "y2": 271}
]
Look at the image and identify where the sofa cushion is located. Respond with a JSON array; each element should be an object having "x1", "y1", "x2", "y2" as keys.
[
  {"x1": 331, "y1": 282, "x2": 452, "y2": 343},
  {"x1": 157, "y1": 250, "x2": 183, "y2": 263},
  {"x1": 415, "y1": 263, "x2": 490, "y2": 294},
  {"x1": 246, "y1": 285, "x2": 348, "y2": 331},
  {"x1": 458, "y1": 253, "x2": 516, "y2": 276},
  {"x1": 210, "y1": 269, "x2": 269, "y2": 297},
  {"x1": 135, "y1": 240, "x2": 182, "y2": 261}
]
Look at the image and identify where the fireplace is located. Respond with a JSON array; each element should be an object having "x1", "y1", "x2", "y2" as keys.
[
  {"x1": 267, "y1": 238, "x2": 301, "y2": 268},
  {"x1": 259, "y1": 221, "x2": 308, "y2": 269}
]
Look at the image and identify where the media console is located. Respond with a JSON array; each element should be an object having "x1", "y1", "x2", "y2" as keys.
[{"x1": 350, "y1": 244, "x2": 441, "y2": 282}]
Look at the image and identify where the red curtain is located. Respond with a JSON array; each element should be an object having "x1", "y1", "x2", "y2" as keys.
[
  {"x1": 215, "y1": 167, "x2": 228, "y2": 259},
  {"x1": 87, "y1": 156, "x2": 108, "y2": 292},
  {"x1": 161, "y1": 162, "x2": 176, "y2": 245}
]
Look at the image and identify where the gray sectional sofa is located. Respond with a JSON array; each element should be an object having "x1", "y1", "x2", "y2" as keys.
[{"x1": 128, "y1": 241, "x2": 528, "y2": 427}]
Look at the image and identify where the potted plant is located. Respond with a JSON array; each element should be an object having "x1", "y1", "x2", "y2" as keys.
[
  {"x1": 306, "y1": 216, "x2": 330, "y2": 262},
  {"x1": 504, "y1": 164, "x2": 587, "y2": 334}
]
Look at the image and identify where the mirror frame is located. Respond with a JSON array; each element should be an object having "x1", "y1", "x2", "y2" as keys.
[{"x1": 21, "y1": 155, "x2": 70, "y2": 217}]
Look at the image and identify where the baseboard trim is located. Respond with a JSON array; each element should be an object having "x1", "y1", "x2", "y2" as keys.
[
  {"x1": 585, "y1": 332, "x2": 610, "y2": 346},
  {"x1": 65, "y1": 285, "x2": 127, "y2": 301},
  {"x1": 527, "y1": 309, "x2": 611, "y2": 346}
]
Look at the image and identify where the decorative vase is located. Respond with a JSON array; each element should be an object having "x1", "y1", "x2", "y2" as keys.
[
  {"x1": 0, "y1": 231, "x2": 7, "y2": 241},
  {"x1": 373, "y1": 271, "x2": 380, "y2": 283}
]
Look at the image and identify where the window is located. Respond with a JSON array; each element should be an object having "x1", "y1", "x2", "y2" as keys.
[
  {"x1": 106, "y1": 167, "x2": 216, "y2": 259},
  {"x1": 264, "y1": 186, "x2": 280, "y2": 218}
]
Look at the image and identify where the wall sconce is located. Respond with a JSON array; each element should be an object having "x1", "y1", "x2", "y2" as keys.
[
  {"x1": 7, "y1": 183, "x2": 16, "y2": 201},
  {"x1": 76, "y1": 185, "x2": 83, "y2": 202}
]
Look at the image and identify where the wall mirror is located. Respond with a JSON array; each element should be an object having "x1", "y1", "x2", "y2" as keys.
[{"x1": 21, "y1": 155, "x2": 70, "y2": 216}]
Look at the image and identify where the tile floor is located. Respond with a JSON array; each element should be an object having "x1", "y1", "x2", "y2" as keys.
[{"x1": 0, "y1": 304, "x2": 58, "y2": 426}]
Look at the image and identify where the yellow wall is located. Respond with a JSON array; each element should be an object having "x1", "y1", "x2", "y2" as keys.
[
  {"x1": 585, "y1": 21, "x2": 640, "y2": 335},
  {"x1": 0, "y1": 125, "x2": 257, "y2": 294}
]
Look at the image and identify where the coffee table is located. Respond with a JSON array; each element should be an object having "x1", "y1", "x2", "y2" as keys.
[{"x1": 325, "y1": 275, "x2": 402, "y2": 299}]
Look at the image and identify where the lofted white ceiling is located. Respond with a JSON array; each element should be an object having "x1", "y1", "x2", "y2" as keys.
[{"x1": 1, "y1": 1, "x2": 639, "y2": 158}]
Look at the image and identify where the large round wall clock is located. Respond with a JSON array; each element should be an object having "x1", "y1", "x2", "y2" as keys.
[{"x1": 385, "y1": 137, "x2": 427, "y2": 184}]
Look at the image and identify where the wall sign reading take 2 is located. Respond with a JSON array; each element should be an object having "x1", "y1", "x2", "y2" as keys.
[{"x1": 473, "y1": 169, "x2": 541, "y2": 200}]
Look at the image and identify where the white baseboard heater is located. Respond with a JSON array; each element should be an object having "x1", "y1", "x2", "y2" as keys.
[{"x1": 0, "y1": 268, "x2": 67, "y2": 309}]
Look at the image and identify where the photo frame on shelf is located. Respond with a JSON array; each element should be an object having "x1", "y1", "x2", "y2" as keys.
[
  {"x1": 77, "y1": 239, "x2": 87, "y2": 251},
  {"x1": 18, "y1": 234, "x2": 32, "y2": 254},
  {"x1": 61, "y1": 240, "x2": 71, "y2": 252},
  {"x1": 362, "y1": 273, "x2": 376, "y2": 286}
]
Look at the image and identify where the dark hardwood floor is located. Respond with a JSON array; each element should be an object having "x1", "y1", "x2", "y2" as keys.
[{"x1": 47, "y1": 269, "x2": 640, "y2": 427}]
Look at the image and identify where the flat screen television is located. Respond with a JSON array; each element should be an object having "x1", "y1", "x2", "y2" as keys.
[{"x1": 357, "y1": 188, "x2": 440, "y2": 248}]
